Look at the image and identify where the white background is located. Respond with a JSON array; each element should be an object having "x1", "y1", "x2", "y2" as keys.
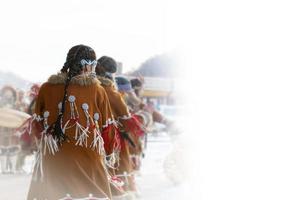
[
  {"x1": 0, "y1": 0, "x2": 171, "y2": 82},
  {"x1": 176, "y1": 0, "x2": 285, "y2": 199}
]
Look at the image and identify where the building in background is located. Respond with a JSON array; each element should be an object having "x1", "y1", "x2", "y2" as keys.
[
  {"x1": 116, "y1": 62, "x2": 175, "y2": 106},
  {"x1": 116, "y1": 62, "x2": 123, "y2": 75},
  {"x1": 128, "y1": 76, "x2": 175, "y2": 107}
]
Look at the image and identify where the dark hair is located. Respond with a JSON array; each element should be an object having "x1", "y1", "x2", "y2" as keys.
[
  {"x1": 96, "y1": 56, "x2": 117, "y2": 77},
  {"x1": 130, "y1": 78, "x2": 143, "y2": 96},
  {"x1": 53, "y1": 44, "x2": 96, "y2": 143},
  {"x1": 130, "y1": 78, "x2": 143, "y2": 89}
]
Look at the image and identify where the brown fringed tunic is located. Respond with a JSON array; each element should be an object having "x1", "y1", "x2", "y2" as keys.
[
  {"x1": 98, "y1": 77, "x2": 144, "y2": 193},
  {"x1": 27, "y1": 73, "x2": 116, "y2": 200}
]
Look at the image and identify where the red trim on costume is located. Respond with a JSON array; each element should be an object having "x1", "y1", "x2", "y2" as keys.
[
  {"x1": 101, "y1": 123, "x2": 121, "y2": 154},
  {"x1": 124, "y1": 114, "x2": 145, "y2": 137}
]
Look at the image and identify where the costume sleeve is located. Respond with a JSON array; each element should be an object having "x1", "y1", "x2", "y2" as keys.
[
  {"x1": 17, "y1": 84, "x2": 45, "y2": 143},
  {"x1": 99, "y1": 90, "x2": 120, "y2": 156},
  {"x1": 152, "y1": 110, "x2": 164, "y2": 123},
  {"x1": 116, "y1": 94, "x2": 145, "y2": 137},
  {"x1": 30, "y1": 85, "x2": 45, "y2": 139}
]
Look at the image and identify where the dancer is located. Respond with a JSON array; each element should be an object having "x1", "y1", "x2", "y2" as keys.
[
  {"x1": 96, "y1": 56, "x2": 144, "y2": 197},
  {"x1": 130, "y1": 78, "x2": 171, "y2": 126},
  {"x1": 0, "y1": 86, "x2": 20, "y2": 174},
  {"x1": 115, "y1": 76, "x2": 146, "y2": 172},
  {"x1": 27, "y1": 45, "x2": 117, "y2": 200},
  {"x1": 15, "y1": 84, "x2": 40, "y2": 173}
]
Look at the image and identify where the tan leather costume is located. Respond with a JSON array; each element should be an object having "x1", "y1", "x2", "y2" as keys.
[
  {"x1": 27, "y1": 73, "x2": 116, "y2": 200},
  {"x1": 98, "y1": 76, "x2": 142, "y2": 193}
]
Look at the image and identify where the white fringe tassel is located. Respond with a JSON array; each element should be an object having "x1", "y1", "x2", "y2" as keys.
[
  {"x1": 43, "y1": 134, "x2": 59, "y2": 155},
  {"x1": 33, "y1": 135, "x2": 44, "y2": 182},
  {"x1": 75, "y1": 122, "x2": 89, "y2": 147},
  {"x1": 90, "y1": 129, "x2": 105, "y2": 155},
  {"x1": 104, "y1": 152, "x2": 119, "y2": 169}
]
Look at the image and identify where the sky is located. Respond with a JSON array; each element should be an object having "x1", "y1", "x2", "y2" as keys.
[{"x1": 0, "y1": 0, "x2": 177, "y2": 82}]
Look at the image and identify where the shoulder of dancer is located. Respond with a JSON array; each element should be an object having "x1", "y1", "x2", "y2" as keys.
[{"x1": 46, "y1": 72, "x2": 100, "y2": 86}]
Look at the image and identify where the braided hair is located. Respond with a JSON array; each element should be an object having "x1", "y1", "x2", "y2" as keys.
[{"x1": 52, "y1": 44, "x2": 96, "y2": 143}]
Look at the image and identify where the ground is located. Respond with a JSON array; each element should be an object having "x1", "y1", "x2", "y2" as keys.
[{"x1": 0, "y1": 133, "x2": 190, "y2": 199}]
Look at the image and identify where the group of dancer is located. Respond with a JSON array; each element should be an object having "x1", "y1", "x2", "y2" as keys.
[
  {"x1": 0, "y1": 84, "x2": 40, "y2": 173},
  {"x1": 0, "y1": 44, "x2": 174, "y2": 200},
  {"x1": 10, "y1": 44, "x2": 172, "y2": 200}
]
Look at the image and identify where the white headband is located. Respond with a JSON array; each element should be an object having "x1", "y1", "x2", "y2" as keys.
[{"x1": 80, "y1": 59, "x2": 97, "y2": 67}]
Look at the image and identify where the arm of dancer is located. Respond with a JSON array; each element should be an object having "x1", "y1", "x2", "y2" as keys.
[{"x1": 99, "y1": 90, "x2": 120, "y2": 156}]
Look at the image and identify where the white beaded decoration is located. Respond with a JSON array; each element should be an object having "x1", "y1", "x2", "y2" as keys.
[
  {"x1": 68, "y1": 95, "x2": 76, "y2": 103},
  {"x1": 82, "y1": 103, "x2": 89, "y2": 110},
  {"x1": 43, "y1": 111, "x2": 49, "y2": 118},
  {"x1": 94, "y1": 113, "x2": 99, "y2": 121}
]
